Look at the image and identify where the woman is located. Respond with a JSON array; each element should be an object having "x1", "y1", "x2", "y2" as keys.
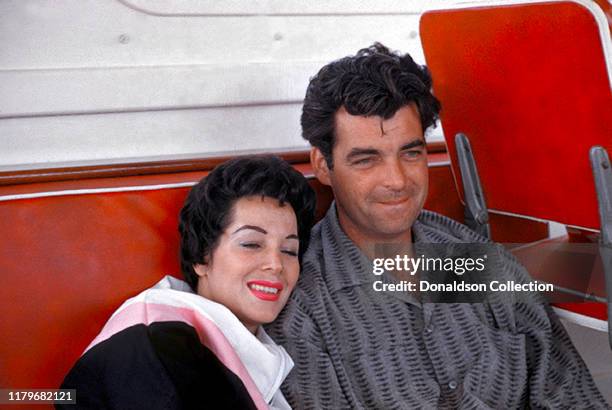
[{"x1": 59, "y1": 156, "x2": 316, "y2": 410}]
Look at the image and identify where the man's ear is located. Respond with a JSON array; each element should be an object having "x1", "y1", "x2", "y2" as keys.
[{"x1": 311, "y1": 147, "x2": 332, "y2": 186}]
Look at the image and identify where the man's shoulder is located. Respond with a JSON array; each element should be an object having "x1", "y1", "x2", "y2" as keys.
[
  {"x1": 299, "y1": 217, "x2": 327, "y2": 281},
  {"x1": 416, "y1": 209, "x2": 489, "y2": 243},
  {"x1": 417, "y1": 210, "x2": 528, "y2": 266}
]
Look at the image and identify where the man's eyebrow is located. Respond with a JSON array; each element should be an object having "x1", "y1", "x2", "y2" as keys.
[
  {"x1": 233, "y1": 225, "x2": 267, "y2": 235},
  {"x1": 346, "y1": 140, "x2": 425, "y2": 160},
  {"x1": 346, "y1": 148, "x2": 381, "y2": 160},
  {"x1": 400, "y1": 139, "x2": 426, "y2": 150},
  {"x1": 286, "y1": 234, "x2": 299, "y2": 240}
]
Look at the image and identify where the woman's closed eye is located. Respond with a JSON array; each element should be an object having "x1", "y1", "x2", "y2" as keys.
[
  {"x1": 281, "y1": 248, "x2": 298, "y2": 257},
  {"x1": 240, "y1": 242, "x2": 261, "y2": 249}
]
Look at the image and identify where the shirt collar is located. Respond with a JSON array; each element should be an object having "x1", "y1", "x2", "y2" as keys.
[
  {"x1": 317, "y1": 205, "x2": 467, "y2": 307},
  {"x1": 318, "y1": 204, "x2": 421, "y2": 307},
  {"x1": 318, "y1": 203, "x2": 374, "y2": 294},
  {"x1": 317, "y1": 207, "x2": 499, "y2": 322}
]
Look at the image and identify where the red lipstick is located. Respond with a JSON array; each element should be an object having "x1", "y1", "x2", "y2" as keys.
[{"x1": 247, "y1": 280, "x2": 283, "y2": 301}]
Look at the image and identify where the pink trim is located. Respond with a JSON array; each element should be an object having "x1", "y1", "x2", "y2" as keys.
[{"x1": 86, "y1": 302, "x2": 269, "y2": 410}]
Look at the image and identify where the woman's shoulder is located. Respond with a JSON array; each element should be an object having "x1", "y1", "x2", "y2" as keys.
[
  {"x1": 59, "y1": 323, "x2": 180, "y2": 409},
  {"x1": 60, "y1": 276, "x2": 260, "y2": 409},
  {"x1": 61, "y1": 321, "x2": 258, "y2": 409}
]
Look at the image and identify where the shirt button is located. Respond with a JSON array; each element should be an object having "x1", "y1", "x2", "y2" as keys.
[
  {"x1": 425, "y1": 324, "x2": 434, "y2": 334},
  {"x1": 448, "y1": 381, "x2": 458, "y2": 390}
]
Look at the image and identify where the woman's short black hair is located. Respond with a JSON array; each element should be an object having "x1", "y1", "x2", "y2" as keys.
[
  {"x1": 178, "y1": 155, "x2": 316, "y2": 289},
  {"x1": 301, "y1": 42, "x2": 441, "y2": 167}
]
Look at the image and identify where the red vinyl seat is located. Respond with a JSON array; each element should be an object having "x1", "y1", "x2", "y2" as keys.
[{"x1": 420, "y1": 1, "x2": 612, "y2": 325}]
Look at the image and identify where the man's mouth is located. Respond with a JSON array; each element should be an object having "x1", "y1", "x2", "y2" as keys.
[
  {"x1": 247, "y1": 280, "x2": 283, "y2": 301},
  {"x1": 379, "y1": 197, "x2": 410, "y2": 206}
]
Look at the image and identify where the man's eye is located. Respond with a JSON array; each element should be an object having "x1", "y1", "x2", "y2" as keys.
[
  {"x1": 402, "y1": 150, "x2": 423, "y2": 159},
  {"x1": 240, "y1": 242, "x2": 261, "y2": 249},
  {"x1": 352, "y1": 157, "x2": 374, "y2": 166}
]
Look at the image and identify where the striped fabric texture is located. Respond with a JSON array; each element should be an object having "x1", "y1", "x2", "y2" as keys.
[{"x1": 266, "y1": 204, "x2": 609, "y2": 409}]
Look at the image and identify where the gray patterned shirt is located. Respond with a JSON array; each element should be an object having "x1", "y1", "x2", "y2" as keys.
[{"x1": 266, "y1": 204, "x2": 608, "y2": 409}]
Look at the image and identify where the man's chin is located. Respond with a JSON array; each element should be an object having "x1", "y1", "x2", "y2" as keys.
[{"x1": 367, "y1": 222, "x2": 413, "y2": 243}]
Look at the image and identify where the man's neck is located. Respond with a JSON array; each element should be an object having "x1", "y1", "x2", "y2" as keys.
[{"x1": 335, "y1": 209, "x2": 415, "y2": 261}]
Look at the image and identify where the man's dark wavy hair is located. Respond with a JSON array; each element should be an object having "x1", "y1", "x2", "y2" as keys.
[
  {"x1": 179, "y1": 155, "x2": 316, "y2": 290},
  {"x1": 301, "y1": 42, "x2": 441, "y2": 167}
]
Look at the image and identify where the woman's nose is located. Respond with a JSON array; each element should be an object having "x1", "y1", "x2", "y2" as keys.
[{"x1": 262, "y1": 249, "x2": 283, "y2": 274}]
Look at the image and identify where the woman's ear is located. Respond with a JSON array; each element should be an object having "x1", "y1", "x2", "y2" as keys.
[
  {"x1": 194, "y1": 262, "x2": 210, "y2": 298},
  {"x1": 194, "y1": 262, "x2": 208, "y2": 278}
]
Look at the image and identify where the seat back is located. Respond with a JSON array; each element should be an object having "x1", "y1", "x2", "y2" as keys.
[{"x1": 420, "y1": 0, "x2": 612, "y2": 230}]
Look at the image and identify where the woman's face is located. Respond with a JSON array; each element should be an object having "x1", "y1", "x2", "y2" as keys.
[{"x1": 194, "y1": 195, "x2": 300, "y2": 333}]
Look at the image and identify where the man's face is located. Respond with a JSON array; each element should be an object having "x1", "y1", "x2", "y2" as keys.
[{"x1": 312, "y1": 104, "x2": 428, "y2": 248}]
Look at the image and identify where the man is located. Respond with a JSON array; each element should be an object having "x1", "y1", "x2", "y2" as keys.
[{"x1": 266, "y1": 43, "x2": 607, "y2": 408}]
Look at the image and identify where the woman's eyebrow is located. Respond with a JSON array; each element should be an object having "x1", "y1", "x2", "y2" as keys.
[{"x1": 232, "y1": 225, "x2": 267, "y2": 235}]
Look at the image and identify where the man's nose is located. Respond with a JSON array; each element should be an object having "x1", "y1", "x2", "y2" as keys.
[
  {"x1": 383, "y1": 159, "x2": 407, "y2": 191},
  {"x1": 262, "y1": 249, "x2": 283, "y2": 274}
]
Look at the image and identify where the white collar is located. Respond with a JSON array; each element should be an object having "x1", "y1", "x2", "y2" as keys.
[{"x1": 144, "y1": 276, "x2": 294, "y2": 405}]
